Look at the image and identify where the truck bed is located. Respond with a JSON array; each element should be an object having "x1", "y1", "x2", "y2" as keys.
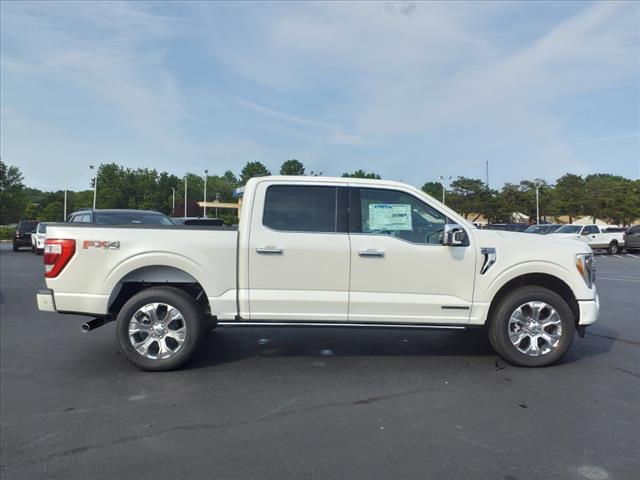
[{"x1": 43, "y1": 223, "x2": 239, "y2": 318}]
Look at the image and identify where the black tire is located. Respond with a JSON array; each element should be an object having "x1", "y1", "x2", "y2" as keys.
[
  {"x1": 488, "y1": 286, "x2": 575, "y2": 367},
  {"x1": 13, "y1": 243, "x2": 19, "y2": 252},
  {"x1": 116, "y1": 286, "x2": 205, "y2": 371},
  {"x1": 607, "y1": 241, "x2": 619, "y2": 255},
  {"x1": 36, "y1": 248, "x2": 43, "y2": 256},
  {"x1": 31, "y1": 245, "x2": 36, "y2": 253}
]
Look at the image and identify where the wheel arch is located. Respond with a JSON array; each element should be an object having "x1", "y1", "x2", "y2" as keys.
[
  {"x1": 487, "y1": 273, "x2": 580, "y2": 327},
  {"x1": 107, "y1": 265, "x2": 211, "y2": 317}
]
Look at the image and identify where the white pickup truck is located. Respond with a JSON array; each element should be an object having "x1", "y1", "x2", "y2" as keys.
[
  {"x1": 37, "y1": 176, "x2": 599, "y2": 370},
  {"x1": 551, "y1": 224, "x2": 625, "y2": 254}
]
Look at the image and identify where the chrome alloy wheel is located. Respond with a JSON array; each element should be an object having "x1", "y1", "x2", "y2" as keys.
[
  {"x1": 508, "y1": 301, "x2": 563, "y2": 357},
  {"x1": 128, "y1": 303, "x2": 187, "y2": 360}
]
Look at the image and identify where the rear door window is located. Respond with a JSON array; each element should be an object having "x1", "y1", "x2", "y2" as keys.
[{"x1": 263, "y1": 185, "x2": 339, "y2": 233}]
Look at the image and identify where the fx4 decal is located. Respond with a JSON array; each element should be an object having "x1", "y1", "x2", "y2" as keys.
[{"x1": 83, "y1": 240, "x2": 120, "y2": 250}]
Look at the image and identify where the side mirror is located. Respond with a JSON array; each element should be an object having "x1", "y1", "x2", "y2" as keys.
[
  {"x1": 581, "y1": 230, "x2": 589, "y2": 235},
  {"x1": 443, "y1": 224, "x2": 468, "y2": 246}
]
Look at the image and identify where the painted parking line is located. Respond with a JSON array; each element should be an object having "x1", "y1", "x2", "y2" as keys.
[
  {"x1": 628, "y1": 254, "x2": 640, "y2": 259},
  {"x1": 598, "y1": 276, "x2": 640, "y2": 282},
  {"x1": 613, "y1": 255, "x2": 624, "y2": 259}
]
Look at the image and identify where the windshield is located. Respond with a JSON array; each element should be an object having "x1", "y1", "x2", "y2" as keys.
[
  {"x1": 555, "y1": 225, "x2": 581, "y2": 234},
  {"x1": 17, "y1": 221, "x2": 38, "y2": 233},
  {"x1": 37, "y1": 223, "x2": 48, "y2": 233},
  {"x1": 95, "y1": 212, "x2": 175, "y2": 225},
  {"x1": 525, "y1": 225, "x2": 545, "y2": 233}
]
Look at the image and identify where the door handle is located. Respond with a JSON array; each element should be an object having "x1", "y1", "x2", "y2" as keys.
[
  {"x1": 358, "y1": 249, "x2": 385, "y2": 257},
  {"x1": 256, "y1": 246, "x2": 284, "y2": 255}
]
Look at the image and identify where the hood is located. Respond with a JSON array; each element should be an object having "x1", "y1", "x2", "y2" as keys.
[{"x1": 474, "y1": 229, "x2": 590, "y2": 253}]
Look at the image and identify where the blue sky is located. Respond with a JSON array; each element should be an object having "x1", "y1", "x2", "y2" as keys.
[{"x1": 1, "y1": 1, "x2": 638, "y2": 191}]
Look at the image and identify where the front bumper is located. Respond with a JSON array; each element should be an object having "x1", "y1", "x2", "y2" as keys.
[
  {"x1": 578, "y1": 294, "x2": 599, "y2": 325},
  {"x1": 37, "y1": 289, "x2": 56, "y2": 312}
]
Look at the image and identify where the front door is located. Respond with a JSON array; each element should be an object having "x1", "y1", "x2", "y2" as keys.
[
  {"x1": 348, "y1": 186, "x2": 476, "y2": 324},
  {"x1": 581, "y1": 225, "x2": 601, "y2": 248},
  {"x1": 247, "y1": 182, "x2": 350, "y2": 321}
]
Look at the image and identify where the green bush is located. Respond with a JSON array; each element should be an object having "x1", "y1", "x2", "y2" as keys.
[{"x1": 0, "y1": 225, "x2": 16, "y2": 241}]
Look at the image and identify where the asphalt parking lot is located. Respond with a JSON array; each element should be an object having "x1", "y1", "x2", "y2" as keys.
[{"x1": 1, "y1": 243, "x2": 638, "y2": 480}]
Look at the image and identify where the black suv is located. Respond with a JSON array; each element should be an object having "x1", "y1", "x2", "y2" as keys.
[
  {"x1": 12, "y1": 220, "x2": 38, "y2": 252},
  {"x1": 67, "y1": 209, "x2": 174, "y2": 225}
]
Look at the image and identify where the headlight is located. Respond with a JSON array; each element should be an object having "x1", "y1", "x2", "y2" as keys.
[{"x1": 576, "y1": 253, "x2": 595, "y2": 288}]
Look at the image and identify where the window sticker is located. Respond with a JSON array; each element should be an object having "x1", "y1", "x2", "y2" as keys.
[{"x1": 368, "y1": 204, "x2": 412, "y2": 231}]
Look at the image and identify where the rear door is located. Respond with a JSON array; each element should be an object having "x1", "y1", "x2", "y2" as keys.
[
  {"x1": 347, "y1": 186, "x2": 476, "y2": 324},
  {"x1": 247, "y1": 182, "x2": 350, "y2": 321}
]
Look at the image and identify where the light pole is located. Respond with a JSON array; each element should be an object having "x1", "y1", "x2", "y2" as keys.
[
  {"x1": 215, "y1": 192, "x2": 220, "y2": 218},
  {"x1": 203, "y1": 170, "x2": 208, "y2": 218},
  {"x1": 171, "y1": 187, "x2": 176, "y2": 214},
  {"x1": 62, "y1": 172, "x2": 71, "y2": 220},
  {"x1": 534, "y1": 181, "x2": 542, "y2": 225},
  {"x1": 438, "y1": 175, "x2": 452, "y2": 205},
  {"x1": 184, "y1": 176, "x2": 188, "y2": 218},
  {"x1": 89, "y1": 165, "x2": 98, "y2": 210}
]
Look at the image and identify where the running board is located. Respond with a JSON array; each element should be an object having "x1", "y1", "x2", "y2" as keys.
[{"x1": 217, "y1": 321, "x2": 467, "y2": 330}]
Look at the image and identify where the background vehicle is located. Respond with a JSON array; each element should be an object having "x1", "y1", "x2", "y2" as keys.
[
  {"x1": 485, "y1": 223, "x2": 530, "y2": 232},
  {"x1": 172, "y1": 217, "x2": 225, "y2": 226},
  {"x1": 37, "y1": 176, "x2": 598, "y2": 371},
  {"x1": 12, "y1": 220, "x2": 38, "y2": 252},
  {"x1": 67, "y1": 209, "x2": 175, "y2": 225},
  {"x1": 32, "y1": 222, "x2": 49, "y2": 255},
  {"x1": 524, "y1": 224, "x2": 563, "y2": 235},
  {"x1": 624, "y1": 225, "x2": 640, "y2": 251},
  {"x1": 551, "y1": 224, "x2": 625, "y2": 254}
]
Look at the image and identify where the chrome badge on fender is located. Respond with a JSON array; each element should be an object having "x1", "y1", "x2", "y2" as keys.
[{"x1": 83, "y1": 240, "x2": 120, "y2": 250}]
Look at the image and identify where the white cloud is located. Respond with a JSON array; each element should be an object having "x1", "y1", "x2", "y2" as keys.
[
  {"x1": 203, "y1": 1, "x2": 639, "y2": 181},
  {"x1": 1, "y1": 1, "x2": 185, "y2": 136}
]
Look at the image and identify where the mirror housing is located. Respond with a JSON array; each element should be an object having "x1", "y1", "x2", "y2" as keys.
[
  {"x1": 581, "y1": 230, "x2": 589, "y2": 236},
  {"x1": 443, "y1": 224, "x2": 468, "y2": 246}
]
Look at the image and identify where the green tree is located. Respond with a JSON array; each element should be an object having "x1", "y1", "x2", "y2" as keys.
[
  {"x1": 493, "y1": 183, "x2": 528, "y2": 222},
  {"x1": 551, "y1": 174, "x2": 585, "y2": 222},
  {"x1": 39, "y1": 201, "x2": 64, "y2": 221},
  {"x1": 222, "y1": 170, "x2": 239, "y2": 186},
  {"x1": 446, "y1": 177, "x2": 494, "y2": 221},
  {"x1": 240, "y1": 162, "x2": 271, "y2": 184},
  {"x1": 584, "y1": 174, "x2": 638, "y2": 224},
  {"x1": 421, "y1": 181, "x2": 443, "y2": 201},
  {"x1": 24, "y1": 203, "x2": 42, "y2": 219},
  {"x1": 0, "y1": 160, "x2": 26, "y2": 223},
  {"x1": 95, "y1": 163, "x2": 129, "y2": 209},
  {"x1": 342, "y1": 169, "x2": 381, "y2": 179},
  {"x1": 280, "y1": 159, "x2": 306, "y2": 176}
]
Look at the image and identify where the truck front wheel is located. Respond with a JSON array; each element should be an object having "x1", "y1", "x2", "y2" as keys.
[
  {"x1": 488, "y1": 286, "x2": 575, "y2": 367},
  {"x1": 116, "y1": 287, "x2": 205, "y2": 371},
  {"x1": 607, "y1": 241, "x2": 619, "y2": 255}
]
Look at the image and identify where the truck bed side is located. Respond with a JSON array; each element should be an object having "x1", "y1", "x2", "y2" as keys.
[{"x1": 44, "y1": 224, "x2": 238, "y2": 319}]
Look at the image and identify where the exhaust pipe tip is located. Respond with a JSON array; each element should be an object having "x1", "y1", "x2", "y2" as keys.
[{"x1": 81, "y1": 317, "x2": 111, "y2": 333}]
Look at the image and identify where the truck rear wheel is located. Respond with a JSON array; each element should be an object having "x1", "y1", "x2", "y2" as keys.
[
  {"x1": 607, "y1": 241, "x2": 619, "y2": 255},
  {"x1": 488, "y1": 286, "x2": 575, "y2": 367},
  {"x1": 116, "y1": 287, "x2": 204, "y2": 371}
]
